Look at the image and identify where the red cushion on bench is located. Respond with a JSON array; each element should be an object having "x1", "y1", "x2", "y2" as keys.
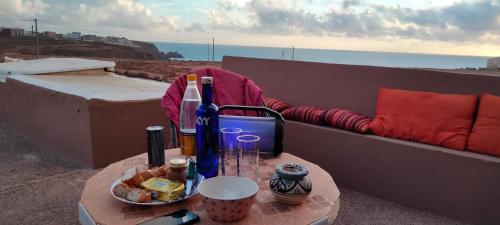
[
  {"x1": 264, "y1": 97, "x2": 291, "y2": 112},
  {"x1": 282, "y1": 106, "x2": 325, "y2": 125},
  {"x1": 370, "y1": 88, "x2": 477, "y2": 150},
  {"x1": 322, "y1": 108, "x2": 372, "y2": 133},
  {"x1": 467, "y1": 93, "x2": 500, "y2": 156}
]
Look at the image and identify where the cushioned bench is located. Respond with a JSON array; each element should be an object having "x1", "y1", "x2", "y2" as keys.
[{"x1": 222, "y1": 56, "x2": 500, "y2": 225}]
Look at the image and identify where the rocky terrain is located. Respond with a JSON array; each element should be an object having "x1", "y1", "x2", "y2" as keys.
[
  {"x1": 0, "y1": 37, "x2": 221, "y2": 82},
  {"x1": 0, "y1": 37, "x2": 175, "y2": 60},
  {"x1": 114, "y1": 59, "x2": 220, "y2": 82}
]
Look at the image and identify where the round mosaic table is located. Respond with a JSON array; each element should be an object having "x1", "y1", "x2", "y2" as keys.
[{"x1": 79, "y1": 149, "x2": 340, "y2": 225}]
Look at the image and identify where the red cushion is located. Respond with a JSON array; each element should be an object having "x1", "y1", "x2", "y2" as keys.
[
  {"x1": 466, "y1": 93, "x2": 500, "y2": 156},
  {"x1": 370, "y1": 88, "x2": 477, "y2": 150},
  {"x1": 322, "y1": 109, "x2": 372, "y2": 134},
  {"x1": 264, "y1": 97, "x2": 291, "y2": 112},
  {"x1": 282, "y1": 106, "x2": 325, "y2": 125}
]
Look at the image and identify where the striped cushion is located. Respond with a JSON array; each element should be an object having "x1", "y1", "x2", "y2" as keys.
[
  {"x1": 282, "y1": 106, "x2": 325, "y2": 125},
  {"x1": 264, "y1": 97, "x2": 291, "y2": 112},
  {"x1": 322, "y1": 108, "x2": 371, "y2": 133}
]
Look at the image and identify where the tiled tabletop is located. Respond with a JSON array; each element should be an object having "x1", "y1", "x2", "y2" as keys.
[{"x1": 80, "y1": 148, "x2": 340, "y2": 225}]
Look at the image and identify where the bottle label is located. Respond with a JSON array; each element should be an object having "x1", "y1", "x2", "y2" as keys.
[{"x1": 197, "y1": 116, "x2": 210, "y2": 126}]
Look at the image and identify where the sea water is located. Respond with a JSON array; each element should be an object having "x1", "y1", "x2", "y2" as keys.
[{"x1": 155, "y1": 42, "x2": 489, "y2": 69}]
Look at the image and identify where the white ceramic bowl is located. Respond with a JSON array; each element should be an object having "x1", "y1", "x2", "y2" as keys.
[{"x1": 197, "y1": 176, "x2": 259, "y2": 222}]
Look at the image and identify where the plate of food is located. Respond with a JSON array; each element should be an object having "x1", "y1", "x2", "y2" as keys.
[{"x1": 111, "y1": 163, "x2": 204, "y2": 206}]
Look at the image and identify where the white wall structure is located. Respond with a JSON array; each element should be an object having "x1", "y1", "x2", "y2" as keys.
[{"x1": 487, "y1": 57, "x2": 500, "y2": 69}]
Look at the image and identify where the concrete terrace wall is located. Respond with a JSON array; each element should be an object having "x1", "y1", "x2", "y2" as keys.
[
  {"x1": 222, "y1": 56, "x2": 500, "y2": 225},
  {"x1": 88, "y1": 99, "x2": 169, "y2": 168},
  {"x1": 0, "y1": 78, "x2": 170, "y2": 168},
  {"x1": 0, "y1": 78, "x2": 93, "y2": 166},
  {"x1": 222, "y1": 56, "x2": 500, "y2": 117}
]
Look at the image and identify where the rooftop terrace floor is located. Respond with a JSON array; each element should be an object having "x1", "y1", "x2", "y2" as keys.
[
  {"x1": 0, "y1": 122, "x2": 470, "y2": 225},
  {"x1": 7, "y1": 74, "x2": 169, "y2": 101}
]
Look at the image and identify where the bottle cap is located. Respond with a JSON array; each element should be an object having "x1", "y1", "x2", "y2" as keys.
[
  {"x1": 146, "y1": 126, "x2": 164, "y2": 131},
  {"x1": 187, "y1": 74, "x2": 197, "y2": 81},
  {"x1": 169, "y1": 158, "x2": 188, "y2": 168},
  {"x1": 201, "y1": 76, "x2": 213, "y2": 85}
]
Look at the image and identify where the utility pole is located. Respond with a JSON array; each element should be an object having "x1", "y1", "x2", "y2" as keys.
[
  {"x1": 212, "y1": 38, "x2": 215, "y2": 62},
  {"x1": 34, "y1": 18, "x2": 39, "y2": 59},
  {"x1": 292, "y1": 45, "x2": 295, "y2": 60},
  {"x1": 31, "y1": 25, "x2": 35, "y2": 59},
  {"x1": 207, "y1": 42, "x2": 210, "y2": 62}
]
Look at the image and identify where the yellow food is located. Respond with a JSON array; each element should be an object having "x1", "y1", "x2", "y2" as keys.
[{"x1": 139, "y1": 177, "x2": 185, "y2": 202}]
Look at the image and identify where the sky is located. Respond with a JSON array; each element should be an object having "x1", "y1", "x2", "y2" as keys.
[{"x1": 0, "y1": 0, "x2": 499, "y2": 56}]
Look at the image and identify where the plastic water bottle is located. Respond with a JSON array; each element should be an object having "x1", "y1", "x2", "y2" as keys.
[
  {"x1": 196, "y1": 76, "x2": 219, "y2": 178},
  {"x1": 180, "y1": 74, "x2": 201, "y2": 161}
]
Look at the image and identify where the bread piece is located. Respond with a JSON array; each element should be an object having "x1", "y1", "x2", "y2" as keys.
[
  {"x1": 139, "y1": 171, "x2": 153, "y2": 180},
  {"x1": 144, "y1": 192, "x2": 152, "y2": 203},
  {"x1": 113, "y1": 182, "x2": 131, "y2": 199},
  {"x1": 126, "y1": 188, "x2": 152, "y2": 203},
  {"x1": 122, "y1": 166, "x2": 140, "y2": 187},
  {"x1": 149, "y1": 167, "x2": 163, "y2": 177},
  {"x1": 123, "y1": 178, "x2": 135, "y2": 187},
  {"x1": 122, "y1": 166, "x2": 138, "y2": 181},
  {"x1": 124, "y1": 173, "x2": 148, "y2": 187},
  {"x1": 123, "y1": 175, "x2": 138, "y2": 187},
  {"x1": 158, "y1": 165, "x2": 169, "y2": 176},
  {"x1": 131, "y1": 174, "x2": 145, "y2": 187}
]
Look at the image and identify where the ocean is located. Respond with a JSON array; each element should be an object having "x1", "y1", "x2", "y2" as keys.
[{"x1": 154, "y1": 42, "x2": 489, "y2": 69}]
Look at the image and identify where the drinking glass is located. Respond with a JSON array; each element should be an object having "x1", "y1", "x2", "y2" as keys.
[
  {"x1": 237, "y1": 135, "x2": 260, "y2": 182},
  {"x1": 220, "y1": 128, "x2": 242, "y2": 176}
]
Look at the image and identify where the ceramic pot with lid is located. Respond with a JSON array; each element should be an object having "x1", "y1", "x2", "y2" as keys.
[{"x1": 269, "y1": 163, "x2": 312, "y2": 205}]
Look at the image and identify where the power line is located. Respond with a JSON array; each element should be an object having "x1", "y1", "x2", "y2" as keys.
[{"x1": 0, "y1": 19, "x2": 34, "y2": 22}]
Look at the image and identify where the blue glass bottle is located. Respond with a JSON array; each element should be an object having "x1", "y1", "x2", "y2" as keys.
[{"x1": 195, "y1": 76, "x2": 219, "y2": 178}]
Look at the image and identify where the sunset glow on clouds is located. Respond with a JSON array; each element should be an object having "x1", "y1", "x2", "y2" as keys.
[{"x1": 0, "y1": 0, "x2": 499, "y2": 56}]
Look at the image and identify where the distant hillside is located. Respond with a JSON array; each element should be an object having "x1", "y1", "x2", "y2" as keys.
[{"x1": 0, "y1": 37, "x2": 174, "y2": 60}]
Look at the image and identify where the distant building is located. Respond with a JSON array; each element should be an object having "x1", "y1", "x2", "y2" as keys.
[
  {"x1": 118, "y1": 37, "x2": 132, "y2": 45},
  {"x1": 64, "y1": 31, "x2": 81, "y2": 40},
  {"x1": 105, "y1": 36, "x2": 120, "y2": 43},
  {"x1": 487, "y1": 57, "x2": 500, "y2": 70},
  {"x1": 43, "y1": 31, "x2": 56, "y2": 39},
  {"x1": 0, "y1": 27, "x2": 24, "y2": 38},
  {"x1": 104, "y1": 36, "x2": 132, "y2": 45},
  {"x1": 23, "y1": 30, "x2": 34, "y2": 37},
  {"x1": 55, "y1": 33, "x2": 64, "y2": 40},
  {"x1": 82, "y1": 34, "x2": 97, "y2": 41},
  {"x1": 95, "y1": 36, "x2": 105, "y2": 42}
]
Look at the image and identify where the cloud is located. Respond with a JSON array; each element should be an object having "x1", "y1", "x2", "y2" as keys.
[
  {"x1": 342, "y1": 0, "x2": 362, "y2": 9},
  {"x1": 205, "y1": 0, "x2": 254, "y2": 32},
  {"x1": 0, "y1": 0, "x2": 48, "y2": 18},
  {"x1": 209, "y1": 0, "x2": 500, "y2": 43},
  {"x1": 218, "y1": 0, "x2": 239, "y2": 11},
  {"x1": 72, "y1": 0, "x2": 178, "y2": 31},
  {"x1": 185, "y1": 22, "x2": 205, "y2": 32},
  {"x1": 366, "y1": 0, "x2": 500, "y2": 41},
  {"x1": 245, "y1": 0, "x2": 324, "y2": 35},
  {"x1": 0, "y1": 0, "x2": 498, "y2": 47},
  {"x1": 0, "y1": 0, "x2": 178, "y2": 32}
]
